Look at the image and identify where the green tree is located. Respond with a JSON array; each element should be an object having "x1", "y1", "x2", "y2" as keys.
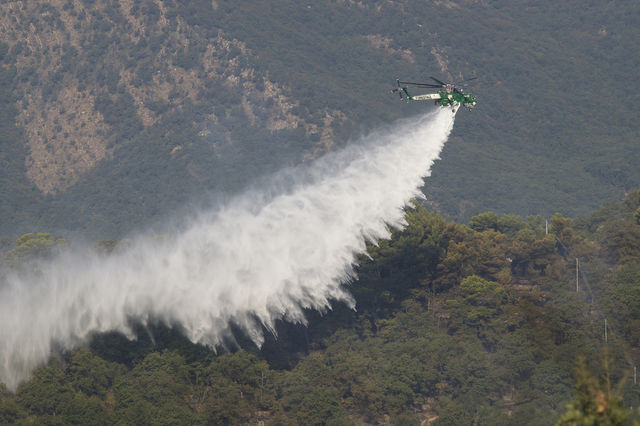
[
  {"x1": 550, "y1": 213, "x2": 574, "y2": 250},
  {"x1": 281, "y1": 384, "x2": 352, "y2": 425},
  {"x1": 603, "y1": 220, "x2": 640, "y2": 263},
  {"x1": 5, "y1": 233, "x2": 67, "y2": 265},
  {"x1": 0, "y1": 388, "x2": 24, "y2": 424},
  {"x1": 67, "y1": 348, "x2": 126, "y2": 397},
  {"x1": 205, "y1": 349, "x2": 276, "y2": 417},
  {"x1": 434, "y1": 228, "x2": 510, "y2": 291},
  {"x1": 603, "y1": 261, "x2": 640, "y2": 345},
  {"x1": 556, "y1": 356, "x2": 631, "y2": 425},
  {"x1": 450, "y1": 275, "x2": 506, "y2": 329},
  {"x1": 63, "y1": 392, "x2": 113, "y2": 425},
  {"x1": 16, "y1": 360, "x2": 74, "y2": 416},
  {"x1": 469, "y1": 212, "x2": 499, "y2": 232},
  {"x1": 113, "y1": 351, "x2": 204, "y2": 425},
  {"x1": 508, "y1": 228, "x2": 557, "y2": 277},
  {"x1": 497, "y1": 213, "x2": 525, "y2": 236}
]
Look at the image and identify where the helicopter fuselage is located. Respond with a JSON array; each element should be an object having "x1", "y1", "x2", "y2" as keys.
[
  {"x1": 392, "y1": 76, "x2": 477, "y2": 110},
  {"x1": 406, "y1": 90, "x2": 477, "y2": 109}
]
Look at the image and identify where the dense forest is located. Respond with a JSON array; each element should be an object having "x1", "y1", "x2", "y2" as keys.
[
  {"x1": 0, "y1": 0, "x2": 639, "y2": 237},
  {"x1": 1, "y1": 190, "x2": 639, "y2": 424}
]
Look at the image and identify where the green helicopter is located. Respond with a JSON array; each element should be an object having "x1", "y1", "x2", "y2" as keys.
[{"x1": 391, "y1": 76, "x2": 477, "y2": 112}]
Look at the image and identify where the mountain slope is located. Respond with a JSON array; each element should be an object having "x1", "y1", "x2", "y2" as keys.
[{"x1": 1, "y1": 0, "x2": 639, "y2": 237}]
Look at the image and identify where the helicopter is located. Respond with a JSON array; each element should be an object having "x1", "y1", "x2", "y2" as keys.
[{"x1": 391, "y1": 76, "x2": 477, "y2": 112}]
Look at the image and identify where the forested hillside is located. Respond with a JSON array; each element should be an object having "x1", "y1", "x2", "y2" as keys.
[
  {"x1": 1, "y1": 0, "x2": 639, "y2": 238},
  {"x1": 2, "y1": 191, "x2": 639, "y2": 424},
  {"x1": 2, "y1": 2, "x2": 640, "y2": 424}
]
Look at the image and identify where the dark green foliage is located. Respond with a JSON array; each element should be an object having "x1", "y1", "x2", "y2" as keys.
[
  {"x1": 603, "y1": 262, "x2": 640, "y2": 346},
  {"x1": 469, "y1": 212, "x2": 499, "y2": 232},
  {"x1": 67, "y1": 348, "x2": 126, "y2": 397},
  {"x1": 16, "y1": 360, "x2": 74, "y2": 416},
  {"x1": 0, "y1": 395, "x2": 24, "y2": 424},
  {"x1": 355, "y1": 206, "x2": 448, "y2": 312},
  {"x1": 198, "y1": 350, "x2": 275, "y2": 424},
  {"x1": 2, "y1": 195, "x2": 640, "y2": 424},
  {"x1": 556, "y1": 356, "x2": 630, "y2": 426},
  {"x1": 113, "y1": 351, "x2": 205, "y2": 424},
  {"x1": 0, "y1": 43, "x2": 9, "y2": 62},
  {"x1": 497, "y1": 213, "x2": 526, "y2": 236},
  {"x1": 279, "y1": 374, "x2": 351, "y2": 425},
  {"x1": 4, "y1": 232, "x2": 67, "y2": 265},
  {"x1": 94, "y1": 92, "x2": 143, "y2": 143},
  {"x1": 508, "y1": 229, "x2": 557, "y2": 277},
  {"x1": 450, "y1": 275, "x2": 506, "y2": 329},
  {"x1": 63, "y1": 393, "x2": 113, "y2": 426}
]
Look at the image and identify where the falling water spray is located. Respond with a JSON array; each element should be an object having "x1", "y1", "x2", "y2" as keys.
[{"x1": 0, "y1": 109, "x2": 456, "y2": 390}]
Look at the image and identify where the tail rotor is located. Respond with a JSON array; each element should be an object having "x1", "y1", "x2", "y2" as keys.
[{"x1": 390, "y1": 79, "x2": 404, "y2": 100}]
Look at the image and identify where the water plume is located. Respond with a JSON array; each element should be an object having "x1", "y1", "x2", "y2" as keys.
[{"x1": 0, "y1": 109, "x2": 455, "y2": 390}]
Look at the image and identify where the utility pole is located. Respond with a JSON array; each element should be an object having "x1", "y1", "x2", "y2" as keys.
[
  {"x1": 576, "y1": 258, "x2": 579, "y2": 292},
  {"x1": 545, "y1": 219, "x2": 548, "y2": 235},
  {"x1": 604, "y1": 318, "x2": 608, "y2": 343}
]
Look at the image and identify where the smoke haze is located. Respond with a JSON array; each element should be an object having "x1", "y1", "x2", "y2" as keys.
[{"x1": 0, "y1": 109, "x2": 455, "y2": 391}]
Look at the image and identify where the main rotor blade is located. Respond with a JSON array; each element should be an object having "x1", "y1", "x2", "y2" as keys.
[
  {"x1": 398, "y1": 81, "x2": 442, "y2": 88},
  {"x1": 430, "y1": 76, "x2": 447, "y2": 86}
]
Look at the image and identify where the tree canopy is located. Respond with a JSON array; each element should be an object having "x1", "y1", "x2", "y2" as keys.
[{"x1": 2, "y1": 190, "x2": 640, "y2": 424}]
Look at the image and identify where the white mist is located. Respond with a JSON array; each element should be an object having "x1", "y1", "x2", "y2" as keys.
[{"x1": 0, "y1": 109, "x2": 455, "y2": 390}]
